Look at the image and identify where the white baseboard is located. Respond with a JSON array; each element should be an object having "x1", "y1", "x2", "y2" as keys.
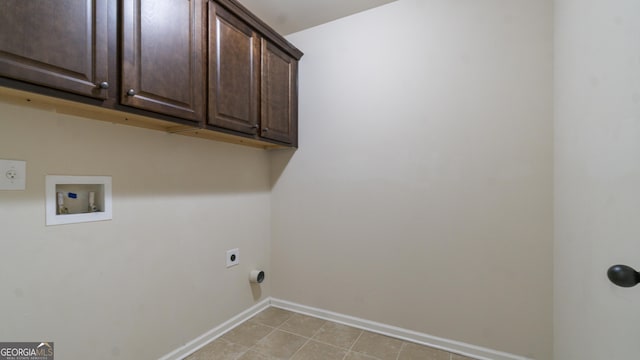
[
  {"x1": 159, "y1": 297, "x2": 532, "y2": 360},
  {"x1": 158, "y1": 298, "x2": 270, "y2": 360},
  {"x1": 270, "y1": 298, "x2": 532, "y2": 360}
]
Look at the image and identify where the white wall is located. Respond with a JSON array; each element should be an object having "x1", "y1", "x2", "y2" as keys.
[
  {"x1": 0, "y1": 101, "x2": 271, "y2": 359},
  {"x1": 554, "y1": 0, "x2": 640, "y2": 358},
  {"x1": 272, "y1": 0, "x2": 553, "y2": 358}
]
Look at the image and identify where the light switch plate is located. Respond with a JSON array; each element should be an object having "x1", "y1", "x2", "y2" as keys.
[{"x1": 0, "y1": 159, "x2": 26, "y2": 190}]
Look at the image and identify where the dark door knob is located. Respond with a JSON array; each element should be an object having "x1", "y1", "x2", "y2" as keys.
[{"x1": 607, "y1": 265, "x2": 640, "y2": 287}]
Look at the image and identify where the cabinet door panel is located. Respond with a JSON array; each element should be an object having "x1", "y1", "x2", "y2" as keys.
[
  {"x1": 0, "y1": 0, "x2": 109, "y2": 99},
  {"x1": 208, "y1": 3, "x2": 259, "y2": 134},
  {"x1": 261, "y1": 40, "x2": 298, "y2": 145},
  {"x1": 122, "y1": 0, "x2": 204, "y2": 121}
]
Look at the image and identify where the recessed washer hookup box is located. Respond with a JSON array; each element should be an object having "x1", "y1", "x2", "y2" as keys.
[{"x1": 45, "y1": 175, "x2": 112, "y2": 226}]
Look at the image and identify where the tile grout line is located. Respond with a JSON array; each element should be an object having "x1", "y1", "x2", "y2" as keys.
[
  {"x1": 278, "y1": 314, "x2": 309, "y2": 360},
  {"x1": 395, "y1": 342, "x2": 407, "y2": 360},
  {"x1": 214, "y1": 338, "x2": 251, "y2": 360},
  {"x1": 349, "y1": 330, "x2": 365, "y2": 352},
  {"x1": 341, "y1": 329, "x2": 365, "y2": 360},
  {"x1": 301, "y1": 319, "x2": 361, "y2": 358},
  {"x1": 306, "y1": 337, "x2": 356, "y2": 353},
  {"x1": 234, "y1": 322, "x2": 279, "y2": 360},
  {"x1": 286, "y1": 336, "x2": 313, "y2": 359},
  {"x1": 276, "y1": 311, "x2": 310, "y2": 360},
  {"x1": 216, "y1": 319, "x2": 274, "y2": 359}
]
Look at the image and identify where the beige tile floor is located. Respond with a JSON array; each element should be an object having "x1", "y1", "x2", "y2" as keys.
[{"x1": 185, "y1": 307, "x2": 476, "y2": 360}]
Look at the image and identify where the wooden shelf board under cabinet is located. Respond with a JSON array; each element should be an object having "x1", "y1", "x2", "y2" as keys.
[{"x1": 0, "y1": 86, "x2": 286, "y2": 150}]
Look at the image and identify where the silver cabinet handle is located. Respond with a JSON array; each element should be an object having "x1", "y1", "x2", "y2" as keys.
[
  {"x1": 127, "y1": 89, "x2": 136, "y2": 96},
  {"x1": 98, "y1": 81, "x2": 109, "y2": 89}
]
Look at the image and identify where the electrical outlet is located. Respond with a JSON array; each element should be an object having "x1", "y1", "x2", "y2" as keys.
[
  {"x1": 0, "y1": 159, "x2": 26, "y2": 190},
  {"x1": 226, "y1": 248, "x2": 239, "y2": 268}
]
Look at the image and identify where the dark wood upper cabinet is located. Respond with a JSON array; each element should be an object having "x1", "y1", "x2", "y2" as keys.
[
  {"x1": 121, "y1": 0, "x2": 205, "y2": 122},
  {"x1": 1, "y1": 0, "x2": 302, "y2": 148},
  {"x1": 261, "y1": 40, "x2": 298, "y2": 145},
  {"x1": 0, "y1": 0, "x2": 109, "y2": 99},
  {"x1": 208, "y1": 3, "x2": 260, "y2": 134},
  {"x1": 208, "y1": 0, "x2": 302, "y2": 145}
]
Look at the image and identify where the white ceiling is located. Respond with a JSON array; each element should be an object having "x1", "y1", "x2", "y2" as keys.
[{"x1": 237, "y1": 0, "x2": 397, "y2": 35}]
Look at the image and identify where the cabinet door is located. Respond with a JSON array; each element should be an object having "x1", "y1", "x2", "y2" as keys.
[
  {"x1": 0, "y1": 0, "x2": 109, "y2": 99},
  {"x1": 208, "y1": 3, "x2": 260, "y2": 135},
  {"x1": 122, "y1": 0, "x2": 205, "y2": 121},
  {"x1": 261, "y1": 40, "x2": 298, "y2": 145}
]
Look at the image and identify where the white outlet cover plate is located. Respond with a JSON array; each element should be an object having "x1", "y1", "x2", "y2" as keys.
[
  {"x1": 0, "y1": 159, "x2": 26, "y2": 190},
  {"x1": 226, "y1": 248, "x2": 239, "y2": 267}
]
